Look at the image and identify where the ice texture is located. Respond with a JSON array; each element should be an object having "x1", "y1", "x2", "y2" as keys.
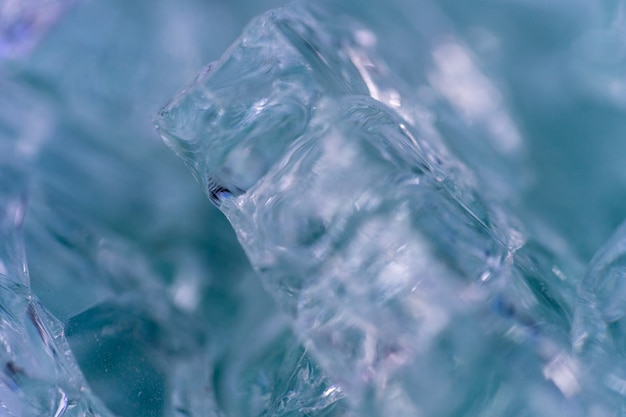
[
  {"x1": 2, "y1": 0, "x2": 626, "y2": 415},
  {"x1": 157, "y1": 1, "x2": 626, "y2": 416},
  {"x1": 2, "y1": 0, "x2": 341, "y2": 416},
  {"x1": 0, "y1": 79, "x2": 116, "y2": 417}
]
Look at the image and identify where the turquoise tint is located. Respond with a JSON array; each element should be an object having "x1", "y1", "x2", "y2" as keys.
[
  {"x1": 2, "y1": 0, "x2": 626, "y2": 416},
  {"x1": 158, "y1": 0, "x2": 626, "y2": 416}
]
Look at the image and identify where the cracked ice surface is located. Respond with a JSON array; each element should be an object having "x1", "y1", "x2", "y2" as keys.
[{"x1": 158, "y1": 1, "x2": 626, "y2": 416}]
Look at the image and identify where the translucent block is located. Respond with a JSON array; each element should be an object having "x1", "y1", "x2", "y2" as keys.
[{"x1": 156, "y1": 2, "x2": 611, "y2": 415}]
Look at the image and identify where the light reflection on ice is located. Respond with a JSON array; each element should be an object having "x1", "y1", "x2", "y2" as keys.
[
  {"x1": 428, "y1": 41, "x2": 522, "y2": 154},
  {"x1": 542, "y1": 353, "x2": 581, "y2": 398}
]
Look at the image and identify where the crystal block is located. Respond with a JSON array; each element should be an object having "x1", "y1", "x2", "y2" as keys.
[
  {"x1": 157, "y1": 0, "x2": 626, "y2": 416},
  {"x1": 0, "y1": 78, "x2": 115, "y2": 417}
]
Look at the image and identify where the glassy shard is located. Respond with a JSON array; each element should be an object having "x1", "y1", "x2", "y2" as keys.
[{"x1": 156, "y1": 2, "x2": 611, "y2": 416}]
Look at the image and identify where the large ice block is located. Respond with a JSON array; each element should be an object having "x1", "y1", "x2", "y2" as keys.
[{"x1": 156, "y1": 2, "x2": 615, "y2": 415}]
